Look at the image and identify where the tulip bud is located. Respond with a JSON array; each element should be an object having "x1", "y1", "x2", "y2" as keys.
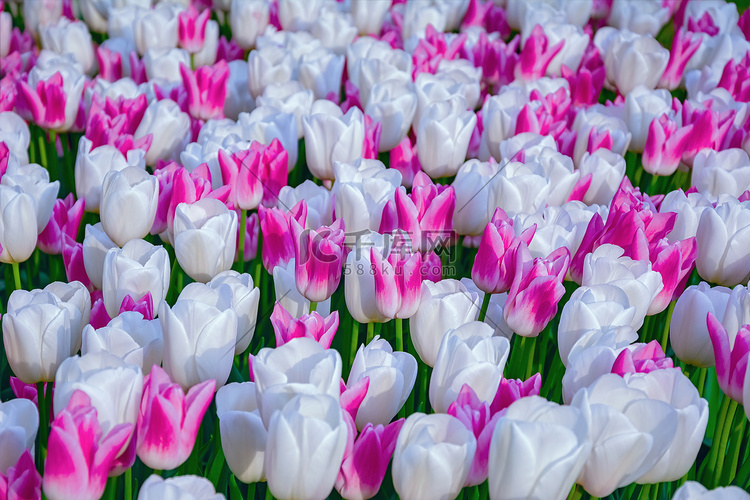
[
  {"x1": 672, "y1": 481, "x2": 750, "y2": 500},
  {"x1": 303, "y1": 101, "x2": 365, "y2": 181},
  {"x1": 291, "y1": 217, "x2": 345, "y2": 303},
  {"x1": 0, "y1": 399, "x2": 38, "y2": 475},
  {"x1": 41, "y1": 18, "x2": 96, "y2": 74},
  {"x1": 273, "y1": 259, "x2": 332, "y2": 318},
  {"x1": 134, "y1": 99, "x2": 191, "y2": 166},
  {"x1": 100, "y1": 167, "x2": 159, "y2": 247},
  {"x1": 392, "y1": 413, "x2": 477, "y2": 500},
  {"x1": 417, "y1": 96, "x2": 476, "y2": 179},
  {"x1": 696, "y1": 197, "x2": 750, "y2": 286},
  {"x1": 229, "y1": 0, "x2": 268, "y2": 50},
  {"x1": 0, "y1": 186, "x2": 38, "y2": 264}
]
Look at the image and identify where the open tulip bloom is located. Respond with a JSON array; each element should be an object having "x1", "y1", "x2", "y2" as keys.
[{"x1": 4, "y1": 1, "x2": 750, "y2": 499}]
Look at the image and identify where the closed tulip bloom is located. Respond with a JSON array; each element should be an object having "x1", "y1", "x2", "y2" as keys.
[
  {"x1": 173, "y1": 199, "x2": 238, "y2": 283},
  {"x1": 217, "y1": 148, "x2": 263, "y2": 211},
  {"x1": 489, "y1": 396, "x2": 590, "y2": 500},
  {"x1": 452, "y1": 160, "x2": 503, "y2": 237},
  {"x1": 82, "y1": 223, "x2": 118, "y2": 289},
  {"x1": 707, "y1": 313, "x2": 750, "y2": 403},
  {"x1": 259, "y1": 201, "x2": 307, "y2": 272},
  {"x1": 100, "y1": 167, "x2": 159, "y2": 247},
  {"x1": 291, "y1": 217, "x2": 345, "y2": 303},
  {"x1": 344, "y1": 231, "x2": 391, "y2": 324},
  {"x1": 673, "y1": 481, "x2": 750, "y2": 500},
  {"x1": 571, "y1": 373, "x2": 678, "y2": 497},
  {"x1": 642, "y1": 114, "x2": 693, "y2": 176},
  {"x1": 597, "y1": 29, "x2": 669, "y2": 95},
  {"x1": 303, "y1": 101, "x2": 365, "y2": 181},
  {"x1": 410, "y1": 279, "x2": 482, "y2": 367},
  {"x1": 2, "y1": 289, "x2": 73, "y2": 383},
  {"x1": 622, "y1": 85, "x2": 673, "y2": 152},
  {"x1": 348, "y1": 337, "x2": 417, "y2": 429},
  {"x1": 158, "y1": 298, "x2": 237, "y2": 391},
  {"x1": 82, "y1": 311, "x2": 163, "y2": 375},
  {"x1": 692, "y1": 148, "x2": 750, "y2": 201},
  {"x1": 0, "y1": 449, "x2": 41, "y2": 500},
  {"x1": 41, "y1": 18, "x2": 96, "y2": 74},
  {"x1": 299, "y1": 48, "x2": 345, "y2": 101},
  {"x1": 207, "y1": 271, "x2": 260, "y2": 354},
  {"x1": 134, "y1": 99, "x2": 191, "y2": 166},
  {"x1": 216, "y1": 382, "x2": 267, "y2": 484},
  {"x1": 177, "y1": 6, "x2": 210, "y2": 53},
  {"x1": 430, "y1": 322, "x2": 510, "y2": 413},
  {"x1": 365, "y1": 79, "x2": 418, "y2": 152},
  {"x1": 273, "y1": 259, "x2": 332, "y2": 318},
  {"x1": 392, "y1": 413, "x2": 476, "y2": 500},
  {"x1": 44, "y1": 390, "x2": 134, "y2": 500},
  {"x1": 137, "y1": 366, "x2": 215, "y2": 470},
  {"x1": 624, "y1": 369, "x2": 709, "y2": 483},
  {"x1": 696, "y1": 197, "x2": 750, "y2": 286},
  {"x1": 577, "y1": 149, "x2": 626, "y2": 206},
  {"x1": 137, "y1": 475, "x2": 225, "y2": 500},
  {"x1": 0, "y1": 399, "x2": 38, "y2": 475},
  {"x1": 472, "y1": 207, "x2": 535, "y2": 294},
  {"x1": 253, "y1": 337, "x2": 342, "y2": 427},
  {"x1": 265, "y1": 393, "x2": 348, "y2": 500},
  {"x1": 44, "y1": 281, "x2": 91, "y2": 343},
  {"x1": 102, "y1": 239, "x2": 170, "y2": 318},
  {"x1": 370, "y1": 245, "x2": 423, "y2": 320},
  {"x1": 336, "y1": 419, "x2": 404, "y2": 500},
  {"x1": 417, "y1": 96, "x2": 476, "y2": 179},
  {"x1": 133, "y1": 3, "x2": 179, "y2": 56},
  {"x1": 38, "y1": 193, "x2": 85, "y2": 255},
  {"x1": 74, "y1": 137, "x2": 147, "y2": 213},
  {"x1": 270, "y1": 303, "x2": 338, "y2": 349},
  {"x1": 18, "y1": 63, "x2": 85, "y2": 133},
  {"x1": 1, "y1": 162, "x2": 59, "y2": 235},
  {"x1": 229, "y1": 0, "x2": 268, "y2": 50},
  {"x1": 247, "y1": 45, "x2": 296, "y2": 99},
  {"x1": 0, "y1": 186, "x2": 38, "y2": 264}
]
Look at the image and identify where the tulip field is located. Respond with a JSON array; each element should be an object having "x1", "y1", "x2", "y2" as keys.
[{"x1": 5, "y1": 0, "x2": 750, "y2": 499}]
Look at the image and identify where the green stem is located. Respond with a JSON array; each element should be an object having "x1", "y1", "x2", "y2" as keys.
[
  {"x1": 660, "y1": 301, "x2": 676, "y2": 353},
  {"x1": 696, "y1": 367, "x2": 707, "y2": 397},
  {"x1": 721, "y1": 412, "x2": 746, "y2": 485},
  {"x1": 366, "y1": 321, "x2": 375, "y2": 344},
  {"x1": 309, "y1": 301, "x2": 317, "y2": 313},
  {"x1": 125, "y1": 466, "x2": 132, "y2": 500},
  {"x1": 478, "y1": 292, "x2": 491, "y2": 322},
  {"x1": 237, "y1": 210, "x2": 247, "y2": 274},
  {"x1": 395, "y1": 318, "x2": 403, "y2": 352},
  {"x1": 36, "y1": 382, "x2": 47, "y2": 473},
  {"x1": 713, "y1": 398, "x2": 740, "y2": 487},
  {"x1": 703, "y1": 394, "x2": 732, "y2": 481},
  {"x1": 11, "y1": 261, "x2": 22, "y2": 291},
  {"x1": 350, "y1": 320, "x2": 360, "y2": 371},
  {"x1": 104, "y1": 476, "x2": 117, "y2": 500},
  {"x1": 419, "y1": 363, "x2": 429, "y2": 413},
  {"x1": 524, "y1": 336, "x2": 535, "y2": 380}
]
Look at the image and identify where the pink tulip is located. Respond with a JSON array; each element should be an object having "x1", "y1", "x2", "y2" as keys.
[
  {"x1": 707, "y1": 313, "x2": 750, "y2": 403},
  {"x1": 178, "y1": 6, "x2": 211, "y2": 53},
  {"x1": 340, "y1": 81, "x2": 362, "y2": 114},
  {"x1": 136, "y1": 366, "x2": 215, "y2": 470},
  {"x1": 420, "y1": 251, "x2": 442, "y2": 283},
  {"x1": 38, "y1": 194, "x2": 84, "y2": 255},
  {"x1": 254, "y1": 139, "x2": 289, "y2": 207},
  {"x1": 687, "y1": 11, "x2": 719, "y2": 36},
  {"x1": 335, "y1": 419, "x2": 404, "y2": 500},
  {"x1": 270, "y1": 302, "x2": 339, "y2": 349},
  {"x1": 62, "y1": 235, "x2": 93, "y2": 290},
  {"x1": 642, "y1": 114, "x2": 694, "y2": 176},
  {"x1": 648, "y1": 236, "x2": 697, "y2": 314},
  {"x1": 180, "y1": 61, "x2": 229, "y2": 122},
  {"x1": 516, "y1": 24, "x2": 563, "y2": 81},
  {"x1": 235, "y1": 210, "x2": 259, "y2": 262},
  {"x1": 472, "y1": 207, "x2": 536, "y2": 295},
  {"x1": 561, "y1": 46, "x2": 605, "y2": 108},
  {"x1": 389, "y1": 136, "x2": 421, "y2": 188},
  {"x1": 259, "y1": 201, "x2": 307, "y2": 272},
  {"x1": 464, "y1": 32, "x2": 518, "y2": 91},
  {"x1": 128, "y1": 53, "x2": 148, "y2": 85},
  {"x1": 166, "y1": 165, "x2": 230, "y2": 236},
  {"x1": 370, "y1": 245, "x2": 422, "y2": 320},
  {"x1": 291, "y1": 217, "x2": 346, "y2": 303},
  {"x1": 340, "y1": 377, "x2": 370, "y2": 424},
  {"x1": 17, "y1": 72, "x2": 68, "y2": 130},
  {"x1": 95, "y1": 46, "x2": 123, "y2": 82},
  {"x1": 380, "y1": 172, "x2": 455, "y2": 253},
  {"x1": 85, "y1": 94, "x2": 150, "y2": 154},
  {"x1": 218, "y1": 148, "x2": 264, "y2": 211},
  {"x1": 489, "y1": 374, "x2": 541, "y2": 415},
  {"x1": 10, "y1": 378, "x2": 53, "y2": 418},
  {"x1": 718, "y1": 53, "x2": 750, "y2": 103},
  {"x1": 43, "y1": 390, "x2": 133, "y2": 500},
  {"x1": 216, "y1": 36, "x2": 244, "y2": 63},
  {"x1": 659, "y1": 29, "x2": 702, "y2": 90},
  {"x1": 739, "y1": 8, "x2": 750, "y2": 40},
  {"x1": 0, "y1": 450, "x2": 41, "y2": 500},
  {"x1": 363, "y1": 115, "x2": 381, "y2": 160},
  {"x1": 448, "y1": 385, "x2": 501, "y2": 487},
  {"x1": 461, "y1": 0, "x2": 509, "y2": 37},
  {"x1": 611, "y1": 341, "x2": 674, "y2": 377},
  {"x1": 412, "y1": 25, "x2": 467, "y2": 77},
  {"x1": 503, "y1": 245, "x2": 570, "y2": 337},
  {"x1": 681, "y1": 102, "x2": 735, "y2": 166}
]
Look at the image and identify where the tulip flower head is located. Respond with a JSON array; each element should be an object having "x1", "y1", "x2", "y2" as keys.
[
  {"x1": 291, "y1": 217, "x2": 345, "y2": 303},
  {"x1": 707, "y1": 312, "x2": 750, "y2": 403}
]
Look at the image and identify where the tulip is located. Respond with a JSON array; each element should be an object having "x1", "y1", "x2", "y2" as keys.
[
  {"x1": 707, "y1": 312, "x2": 750, "y2": 403},
  {"x1": 0, "y1": 449, "x2": 41, "y2": 500},
  {"x1": 217, "y1": 147, "x2": 263, "y2": 211},
  {"x1": 229, "y1": 0, "x2": 268, "y2": 50},
  {"x1": 692, "y1": 148, "x2": 750, "y2": 201},
  {"x1": 489, "y1": 396, "x2": 590, "y2": 500},
  {"x1": 410, "y1": 279, "x2": 482, "y2": 367},
  {"x1": 516, "y1": 24, "x2": 564, "y2": 81},
  {"x1": 259, "y1": 201, "x2": 307, "y2": 272},
  {"x1": 40, "y1": 18, "x2": 95, "y2": 74},
  {"x1": 0, "y1": 112, "x2": 31, "y2": 165},
  {"x1": 273, "y1": 259, "x2": 332, "y2": 318},
  {"x1": 136, "y1": 474, "x2": 224, "y2": 500},
  {"x1": 173, "y1": 198, "x2": 238, "y2": 283},
  {"x1": 298, "y1": 48, "x2": 345, "y2": 101},
  {"x1": 392, "y1": 413, "x2": 476, "y2": 500},
  {"x1": 577, "y1": 149, "x2": 626, "y2": 206},
  {"x1": 216, "y1": 382, "x2": 267, "y2": 484},
  {"x1": 43, "y1": 390, "x2": 133, "y2": 500},
  {"x1": 247, "y1": 45, "x2": 296, "y2": 99},
  {"x1": 622, "y1": 85, "x2": 673, "y2": 152},
  {"x1": 158, "y1": 298, "x2": 237, "y2": 391},
  {"x1": 1, "y1": 162, "x2": 59, "y2": 234},
  {"x1": 38, "y1": 193, "x2": 85, "y2": 255},
  {"x1": 472, "y1": 207, "x2": 535, "y2": 294},
  {"x1": 430, "y1": 322, "x2": 510, "y2": 413},
  {"x1": 136, "y1": 366, "x2": 215, "y2": 470},
  {"x1": 310, "y1": 8, "x2": 356, "y2": 55},
  {"x1": 303, "y1": 101, "x2": 365, "y2": 181},
  {"x1": 2, "y1": 289, "x2": 74, "y2": 383},
  {"x1": 0, "y1": 186, "x2": 38, "y2": 264},
  {"x1": 451, "y1": 160, "x2": 502, "y2": 237},
  {"x1": 333, "y1": 158, "x2": 401, "y2": 236},
  {"x1": 18, "y1": 64, "x2": 85, "y2": 132},
  {"x1": 134, "y1": 99, "x2": 191, "y2": 166},
  {"x1": 347, "y1": 337, "x2": 417, "y2": 429},
  {"x1": 177, "y1": 6, "x2": 210, "y2": 53},
  {"x1": 82, "y1": 311, "x2": 163, "y2": 375},
  {"x1": 672, "y1": 481, "x2": 750, "y2": 500},
  {"x1": 81, "y1": 223, "x2": 118, "y2": 289},
  {"x1": 181, "y1": 61, "x2": 230, "y2": 122},
  {"x1": 696, "y1": 197, "x2": 750, "y2": 286},
  {"x1": 571, "y1": 373, "x2": 678, "y2": 497},
  {"x1": 625, "y1": 369, "x2": 709, "y2": 483},
  {"x1": 102, "y1": 239, "x2": 170, "y2": 319},
  {"x1": 206, "y1": 271, "x2": 260, "y2": 354},
  {"x1": 350, "y1": 0, "x2": 390, "y2": 34},
  {"x1": 253, "y1": 337, "x2": 342, "y2": 427},
  {"x1": 642, "y1": 114, "x2": 693, "y2": 177},
  {"x1": 270, "y1": 303, "x2": 338, "y2": 349},
  {"x1": 597, "y1": 28, "x2": 670, "y2": 95},
  {"x1": 133, "y1": 3, "x2": 179, "y2": 56},
  {"x1": 365, "y1": 79, "x2": 417, "y2": 152},
  {"x1": 343, "y1": 231, "x2": 392, "y2": 324},
  {"x1": 370, "y1": 245, "x2": 423, "y2": 320},
  {"x1": 143, "y1": 48, "x2": 190, "y2": 83},
  {"x1": 0, "y1": 399, "x2": 38, "y2": 475},
  {"x1": 291, "y1": 217, "x2": 345, "y2": 303},
  {"x1": 265, "y1": 393, "x2": 348, "y2": 500},
  {"x1": 43, "y1": 281, "x2": 91, "y2": 343},
  {"x1": 100, "y1": 167, "x2": 159, "y2": 247},
  {"x1": 336, "y1": 419, "x2": 404, "y2": 500},
  {"x1": 504, "y1": 246, "x2": 570, "y2": 337},
  {"x1": 417, "y1": 96, "x2": 476, "y2": 179}
]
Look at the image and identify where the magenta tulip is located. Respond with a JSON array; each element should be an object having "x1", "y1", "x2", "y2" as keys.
[
  {"x1": 370, "y1": 245, "x2": 422, "y2": 320},
  {"x1": 270, "y1": 302, "x2": 339, "y2": 349},
  {"x1": 707, "y1": 313, "x2": 750, "y2": 403},
  {"x1": 0, "y1": 450, "x2": 41, "y2": 500},
  {"x1": 291, "y1": 217, "x2": 345, "y2": 303},
  {"x1": 258, "y1": 200, "x2": 307, "y2": 272}
]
